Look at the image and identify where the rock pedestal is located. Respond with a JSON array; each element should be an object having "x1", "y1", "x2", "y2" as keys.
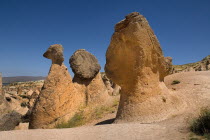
[
  {"x1": 105, "y1": 12, "x2": 185, "y2": 123},
  {"x1": 29, "y1": 45, "x2": 85, "y2": 129},
  {"x1": 70, "y1": 49, "x2": 110, "y2": 105}
]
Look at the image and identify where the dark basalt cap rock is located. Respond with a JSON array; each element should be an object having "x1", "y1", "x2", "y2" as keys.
[
  {"x1": 43, "y1": 44, "x2": 64, "y2": 65},
  {"x1": 69, "y1": 49, "x2": 101, "y2": 79}
]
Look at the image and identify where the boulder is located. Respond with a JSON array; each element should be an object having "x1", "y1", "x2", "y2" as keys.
[
  {"x1": 105, "y1": 12, "x2": 185, "y2": 123},
  {"x1": 0, "y1": 111, "x2": 22, "y2": 131},
  {"x1": 70, "y1": 49, "x2": 101, "y2": 79},
  {"x1": 29, "y1": 44, "x2": 85, "y2": 129}
]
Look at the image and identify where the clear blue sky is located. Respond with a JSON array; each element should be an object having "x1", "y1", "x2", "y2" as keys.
[{"x1": 0, "y1": 0, "x2": 209, "y2": 77}]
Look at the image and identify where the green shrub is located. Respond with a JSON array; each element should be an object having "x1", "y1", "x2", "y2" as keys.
[
  {"x1": 56, "y1": 112, "x2": 86, "y2": 128},
  {"x1": 20, "y1": 102, "x2": 28, "y2": 107},
  {"x1": 190, "y1": 108, "x2": 210, "y2": 136},
  {"x1": 171, "y1": 80, "x2": 180, "y2": 85}
]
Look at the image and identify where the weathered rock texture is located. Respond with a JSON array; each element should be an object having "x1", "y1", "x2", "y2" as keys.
[
  {"x1": 0, "y1": 111, "x2": 22, "y2": 131},
  {"x1": 101, "y1": 73, "x2": 121, "y2": 96},
  {"x1": 70, "y1": 50, "x2": 110, "y2": 105},
  {"x1": 162, "y1": 57, "x2": 173, "y2": 78},
  {"x1": 172, "y1": 55, "x2": 210, "y2": 73},
  {"x1": 105, "y1": 12, "x2": 184, "y2": 123},
  {"x1": 0, "y1": 73, "x2": 9, "y2": 116},
  {"x1": 29, "y1": 45, "x2": 85, "y2": 129},
  {"x1": 70, "y1": 49, "x2": 101, "y2": 79}
]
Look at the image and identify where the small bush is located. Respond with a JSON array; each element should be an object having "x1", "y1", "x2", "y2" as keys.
[
  {"x1": 56, "y1": 112, "x2": 86, "y2": 128},
  {"x1": 171, "y1": 80, "x2": 180, "y2": 85},
  {"x1": 190, "y1": 108, "x2": 210, "y2": 135},
  {"x1": 20, "y1": 102, "x2": 27, "y2": 107}
]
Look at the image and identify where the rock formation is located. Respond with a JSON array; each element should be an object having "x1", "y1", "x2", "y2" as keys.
[
  {"x1": 160, "y1": 57, "x2": 173, "y2": 80},
  {"x1": 105, "y1": 12, "x2": 184, "y2": 123},
  {"x1": 29, "y1": 44, "x2": 85, "y2": 129},
  {"x1": 0, "y1": 73, "x2": 9, "y2": 116},
  {"x1": 101, "y1": 73, "x2": 114, "y2": 95},
  {"x1": 101, "y1": 73, "x2": 121, "y2": 96},
  {"x1": 70, "y1": 49, "x2": 110, "y2": 105}
]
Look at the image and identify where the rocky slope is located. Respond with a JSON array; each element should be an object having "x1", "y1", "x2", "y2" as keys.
[{"x1": 172, "y1": 55, "x2": 210, "y2": 73}]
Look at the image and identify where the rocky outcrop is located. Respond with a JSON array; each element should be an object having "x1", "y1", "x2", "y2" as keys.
[
  {"x1": 160, "y1": 57, "x2": 173, "y2": 80},
  {"x1": 70, "y1": 50, "x2": 110, "y2": 105},
  {"x1": 101, "y1": 73, "x2": 121, "y2": 96},
  {"x1": 172, "y1": 55, "x2": 210, "y2": 73},
  {"x1": 105, "y1": 12, "x2": 185, "y2": 123},
  {"x1": 29, "y1": 44, "x2": 85, "y2": 129}
]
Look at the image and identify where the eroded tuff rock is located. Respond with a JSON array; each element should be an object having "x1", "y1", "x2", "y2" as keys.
[
  {"x1": 29, "y1": 45, "x2": 85, "y2": 129},
  {"x1": 0, "y1": 73, "x2": 9, "y2": 116},
  {"x1": 70, "y1": 50, "x2": 110, "y2": 105},
  {"x1": 105, "y1": 12, "x2": 185, "y2": 123},
  {"x1": 70, "y1": 49, "x2": 101, "y2": 79},
  {"x1": 160, "y1": 57, "x2": 173, "y2": 80},
  {"x1": 43, "y1": 44, "x2": 64, "y2": 65}
]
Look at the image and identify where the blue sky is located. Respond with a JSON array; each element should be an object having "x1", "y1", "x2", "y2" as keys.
[{"x1": 0, "y1": 0, "x2": 209, "y2": 77}]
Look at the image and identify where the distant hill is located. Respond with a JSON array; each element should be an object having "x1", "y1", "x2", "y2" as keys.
[
  {"x1": 172, "y1": 55, "x2": 210, "y2": 73},
  {"x1": 2, "y1": 76, "x2": 46, "y2": 84}
]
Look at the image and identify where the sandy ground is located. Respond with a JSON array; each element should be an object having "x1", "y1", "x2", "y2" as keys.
[{"x1": 1, "y1": 71, "x2": 210, "y2": 140}]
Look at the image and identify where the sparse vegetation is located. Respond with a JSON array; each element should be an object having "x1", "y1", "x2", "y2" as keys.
[
  {"x1": 56, "y1": 99, "x2": 119, "y2": 128},
  {"x1": 190, "y1": 108, "x2": 210, "y2": 137},
  {"x1": 56, "y1": 112, "x2": 86, "y2": 128},
  {"x1": 171, "y1": 80, "x2": 180, "y2": 85},
  {"x1": 20, "y1": 102, "x2": 28, "y2": 107}
]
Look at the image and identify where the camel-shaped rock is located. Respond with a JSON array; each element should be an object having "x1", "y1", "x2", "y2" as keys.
[{"x1": 29, "y1": 44, "x2": 85, "y2": 129}]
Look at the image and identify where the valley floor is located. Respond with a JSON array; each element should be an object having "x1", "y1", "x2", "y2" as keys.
[{"x1": 1, "y1": 71, "x2": 210, "y2": 140}]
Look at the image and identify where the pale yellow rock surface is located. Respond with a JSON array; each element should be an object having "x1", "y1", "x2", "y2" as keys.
[{"x1": 105, "y1": 12, "x2": 185, "y2": 123}]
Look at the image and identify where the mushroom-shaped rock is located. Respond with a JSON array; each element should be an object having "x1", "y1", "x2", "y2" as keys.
[
  {"x1": 105, "y1": 12, "x2": 185, "y2": 123},
  {"x1": 29, "y1": 45, "x2": 85, "y2": 129},
  {"x1": 70, "y1": 49, "x2": 101, "y2": 79},
  {"x1": 70, "y1": 50, "x2": 110, "y2": 105}
]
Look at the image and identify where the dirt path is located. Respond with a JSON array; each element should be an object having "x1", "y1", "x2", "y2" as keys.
[{"x1": 1, "y1": 71, "x2": 210, "y2": 140}]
